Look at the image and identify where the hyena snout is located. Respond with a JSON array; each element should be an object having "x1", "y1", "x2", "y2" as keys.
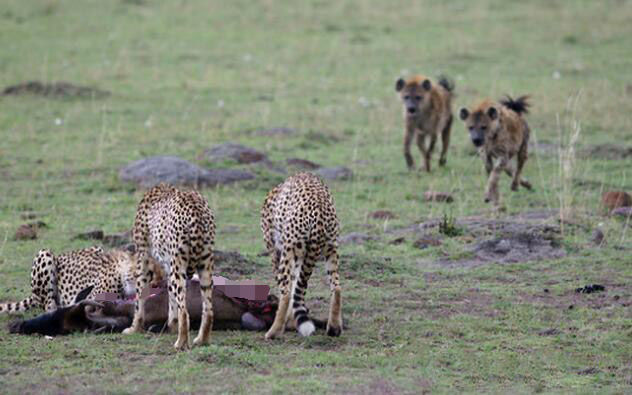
[
  {"x1": 469, "y1": 131, "x2": 485, "y2": 147},
  {"x1": 407, "y1": 106, "x2": 417, "y2": 114}
]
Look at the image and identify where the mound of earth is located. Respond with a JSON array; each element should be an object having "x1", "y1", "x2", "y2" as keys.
[
  {"x1": 602, "y1": 191, "x2": 631, "y2": 211},
  {"x1": 582, "y1": 144, "x2": 632, "y2": 160},
  {"x1": 315, "y1": 166, "x2": 353, "y2": 181},
  {"x1": 200, "y1": 143, "x2": 268, "y2": 164},
  {"x1": 286, "y1": 158, "x2": 321, "y2": 170},
  {"x1": 2, "y1": 81, "x2": 109, "y2": 99},
  {"x1": 119, "y1": 156, "x2": 254, "y2": 188}
]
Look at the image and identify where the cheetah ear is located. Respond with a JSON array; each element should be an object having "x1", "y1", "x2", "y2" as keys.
[
  {"x1": 74, "y1": 285, "x2": 94, "y2": 304},
  {"x1": 487, "y1": 106, "x2": 498, "y2": 120},
  {"x1": 459, "y1": 108, "x2": 469, "y2": 121},
  {"x1": 395, "y1": 78, "x2": 405, "y2": 92},
  {"x1": 422, "y1": 79, "x2": 432, "y2": 91}
]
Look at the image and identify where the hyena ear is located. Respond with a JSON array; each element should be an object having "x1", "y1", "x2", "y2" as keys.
[
  {"x1": 422, "y1": 79, "x2": 432, "y2": 90},
  {"x1": 459, "y1": 108, "x2": 469, "y2": 120},
  {"x1": 487, "y1": 107, "x2": 498, "y2": 120},
  {"x1": 395, "y1": 78, "x2": 405, "y2": 92}
]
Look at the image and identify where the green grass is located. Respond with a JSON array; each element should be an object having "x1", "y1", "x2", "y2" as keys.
[{"x1": 1, "y1": 0, "x2": 631, "y2": 393}]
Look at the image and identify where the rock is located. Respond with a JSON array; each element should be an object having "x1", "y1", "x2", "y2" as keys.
[
  {"x1": 119, "y1": 156, "x2": 255, "y2": 188},
  {"x1": 201, "y1": 143, "x2": 267, "y2": 164},
  {"x1": 286, "y1": 158, "x2": 321, "y2": 170},
  {"x1": 102, "y1": 231, "x2": 132, "y2": 248},
  {"x1": 14, "y1": 222, "x2": 46, "y2": 241},
  {"x1": 338, "y1": 232, "x2": 376, "y2": 245},
  {"x1": 73, "y1": 230, "x2": 104, "y2": 241},
  {"x1": 590, "y1": 229, "x2": 604, "y2": 245},
  {"x1": 251, "y1": 127, "x2": 296, "y2": 137},
  {"x1": 575, "y1": 284, "x2": 605, "y2": 294},
  {"x1": 424, "y1": 191, "x2": 454, "y2": 203},
  {"x1": 412, "y1": 237, "x2": 442, "y2": 249},
  {"x1": 389, "y1": 237, "x2": 406, "y2": 245},
  {"x1": 493, "y1": 239, "x2": 512, "y2": 254},
  {"x1": 369, "y1": 210, "x2": 397, "y2": 220},
  {"x1": 602, "y1": 191, "x2": 631, "y2": 211},
  {"x1": 315, "y1": 166, "x2": 353, "y2": 181},
  {"x1": 611, "y1": 206, "x2": 632, "y2": 218}
]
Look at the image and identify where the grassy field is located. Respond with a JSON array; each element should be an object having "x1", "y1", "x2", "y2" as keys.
[{"x1": 1, "y1": 0, "x2": 631, "y2": 393}]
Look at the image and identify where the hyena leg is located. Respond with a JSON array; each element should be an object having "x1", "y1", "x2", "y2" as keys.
[
  {"x1": 292, "y1": 245, "x2": 316, "y2": 337},
  {"x1": 265, "y1": 249, "x2": 296, "y2": 340},
  {"x1": 171, "y1": 259, "x2": 190, "y2": 351},
  {"x1": 512, "y1": 147, "x2": 532, "y2": 191},
  {"x1": 403, "y1": 128, "x2": 415, "y2": 170},
  {"x1": 485, "y1": 158, "x2": 507, "y2": 205},
  {"x1": 324, "y1": 244, "x2": 343, "y2": 337},
  {"x1": 193, "y1": 250, "x2": 214, "y2": 348},
  {"x1": 421, "y1": 133, "x2": 437, "y2": 173},
  {"x1": 439, "y1": 115, "x2": 452, "y2": 166},
  {"x1": 122, "y1": 251, "x2": 151, "y2": 334}
]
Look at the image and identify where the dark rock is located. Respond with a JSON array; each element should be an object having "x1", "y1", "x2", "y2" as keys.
[
  {"x1": 590, "y1": 229, "x2": 604, "y2": 246},
  {"x1": 413, "y1": 237, "x2": 442, "y2": 249},
  {"x1": 424, "y1": 191, "x2": 454, "y2": 203},
  {"x1": 102, "y1": 231, "x2": 132, "y2": 248},
  {"x1": 611, "y1": 206, "x2": 632, "y2": 219},
  {"x1": 201, "y1": 143, "x2": 267, "y2": 164},
  {"x1": 74, "y1": 230, "x2": 104, "y2": 241},
  {"x1": 315, "y1": 166, "x2": 353, "y2": 181},
  {"x1": 369, "y1": 210, "x2": 397, "y2": 220},
  {"x1": 286, "y1": 158, "x2": 321, "y2": 170},
  {"x1": 119, "y1": 156, "x2": 255, "y2": 188},
  {"x1": 14, "y1": 222, "x2": 47, "y2": 241},
  {"x1": 3, "y1": 81, "x2": 109, "y2": 99},
  {"x1": 575, "y1": 284, "x2": 605, "y2": 294}
]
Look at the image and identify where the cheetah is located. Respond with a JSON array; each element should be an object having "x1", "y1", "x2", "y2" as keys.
[
  {"x1": 395, "y1": 74, "x2": 454, "y2": 172},
  {"x1": 261, "y1": 172, "x2": 343, "y2": 339},
  {"x1": 459, "y1": 95, "x2": 533, "y2": 206},
  {"x1": 122, "y1": 183, "x2": 216, "y2": 351},
  {"x1": 0, "y1": 247, "x2": 161, "y2": 314}
]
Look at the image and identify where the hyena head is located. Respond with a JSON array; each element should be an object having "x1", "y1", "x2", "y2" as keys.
[
  {"x1": 459, "y1": 100, "x2": 500, "y2": 148},
  {"x1": 395, "y1": 75, "x2": 433, "y2": 117}
]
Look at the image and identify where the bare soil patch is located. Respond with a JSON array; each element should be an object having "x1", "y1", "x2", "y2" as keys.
[{"x1": 2, "y1": 81, "x2": 109, "y2": 99}]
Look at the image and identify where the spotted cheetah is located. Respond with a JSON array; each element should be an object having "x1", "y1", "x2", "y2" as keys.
[
  {"x1": 261, "y1": 172, "x2": 343, "y2": 339},
  {"x1": 0, "y1": 247, "x2": 161, "y2": 314},
  {"x1": 122, "y1": 183, "x2": 215, "y2": 351}
]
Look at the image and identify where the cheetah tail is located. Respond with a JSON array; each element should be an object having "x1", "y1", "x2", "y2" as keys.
[{"x1": 0, "y1": 297, "x2": 37, "y2": 314}]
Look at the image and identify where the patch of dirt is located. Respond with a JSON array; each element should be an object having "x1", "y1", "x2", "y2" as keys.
[
  {"x1": 404, "y1": 288, "x2": 499, "y2": 320},
  {"x1": 413, "y1": 237, "x2": 442, "y2": 249},
  {"x1": 581, "y1": 143, "x2": 632, "y2": 160},
  {"x1": 286, "y1": 158, "x2": 321, "y2": 170},
  {"x1": 14, "y1": 221, "x2": 47, "y2": 241},
  {"x1": 369, "y1": 210, "x2": 397, "y2": 220},
  {"x1": 214, "y1": 250, "x2": 257, "y2": 277},
  {"x1": 517, "y1": 282, "x2": 631, "y2": 312},
  {"x1": 2, "y1": 81, "x2": 109, "y2": 99},
  {"x1": 424, "y1": 191, "x2": 453, "y2": 203},
  {"x1": 249, "y1": 127, "x2": 296, "y2": 137}
]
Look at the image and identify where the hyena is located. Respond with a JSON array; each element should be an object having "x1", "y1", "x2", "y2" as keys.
[
  {"x1": 395, "y1": 74, "x2": 454, "y2": 172},
  {"x1": 459, "y1": 95, "x2": 533, "y2": 205}
]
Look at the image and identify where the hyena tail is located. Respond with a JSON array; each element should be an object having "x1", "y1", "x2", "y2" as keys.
[
  {"x1": 437, "y1": 75, "x2": 455, "y2": 93},
  {"x1": 0, "y1": 296, "x2": 38, "y2": 314},
  {"x1": 500, "y1": 95, "x2": 530, "y2": 115}
]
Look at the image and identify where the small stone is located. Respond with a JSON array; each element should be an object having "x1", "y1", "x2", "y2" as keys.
[
  {"x1": 590, "y1": 229, "x2": 604, "y2": 245},
  {"x1": 494, "y1": 239, "x2": 512, "y2": 254}
]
